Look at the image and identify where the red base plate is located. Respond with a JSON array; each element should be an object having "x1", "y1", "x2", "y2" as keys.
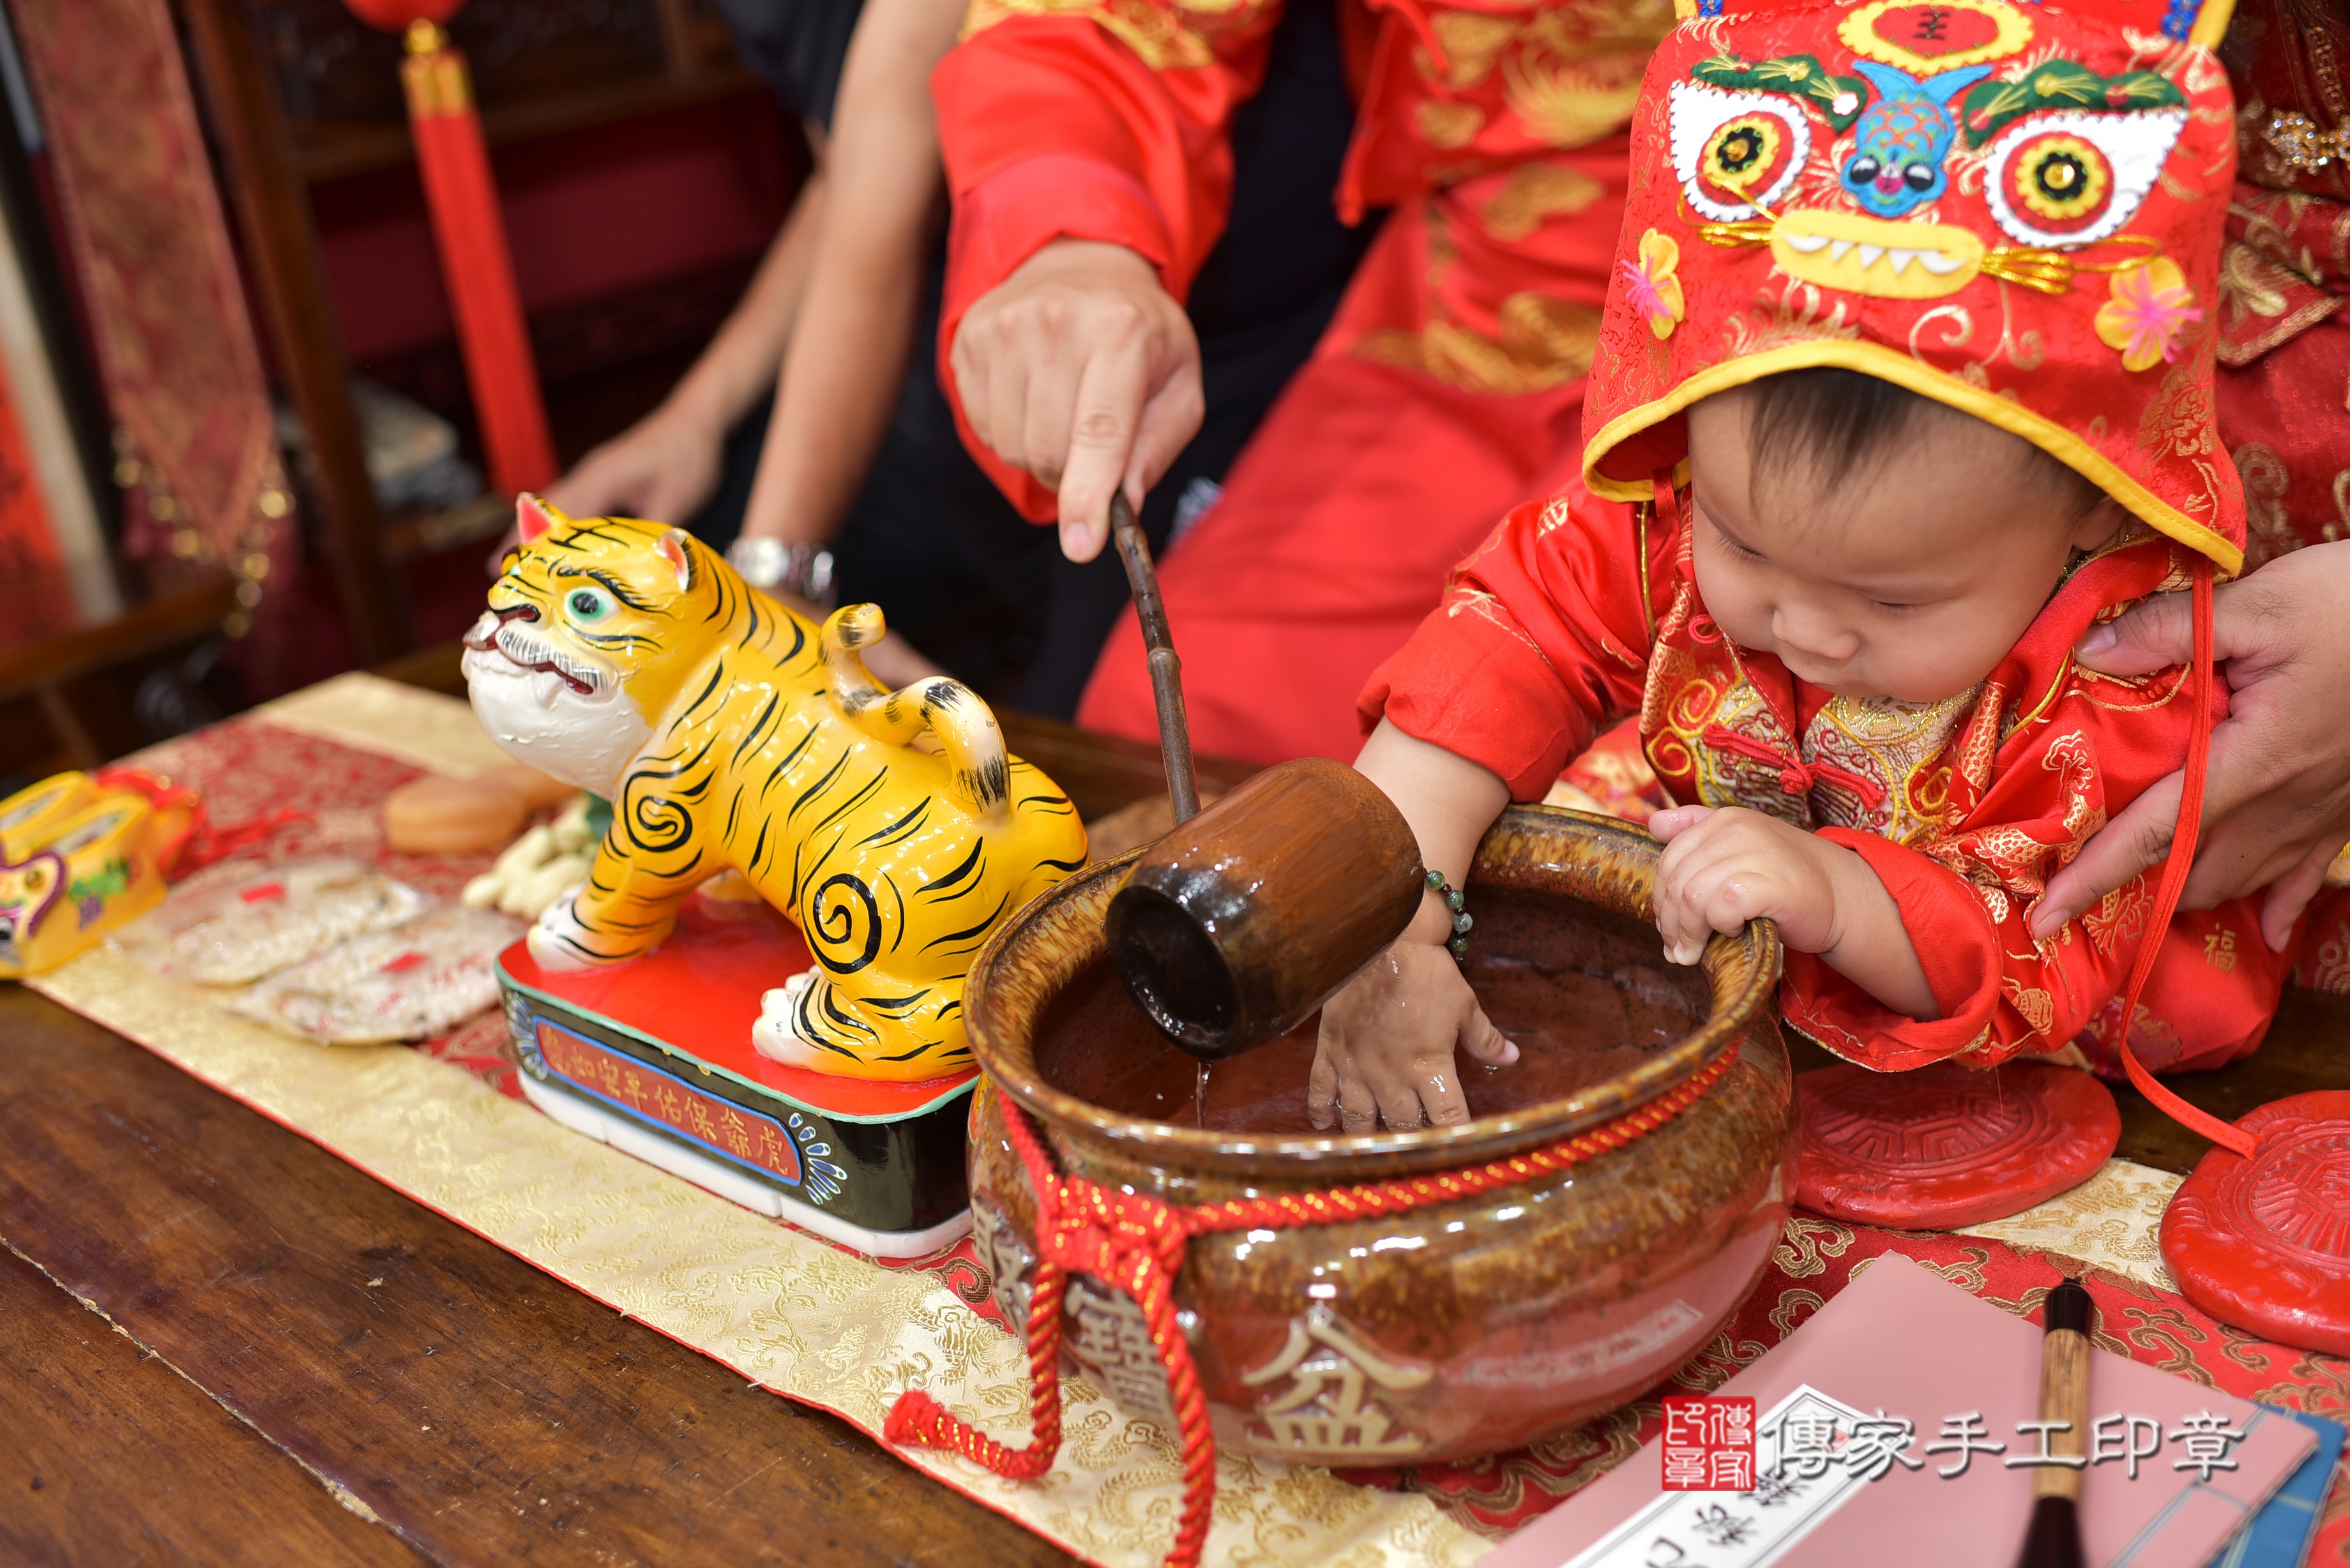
[
  {"x1": 1794, "y1": 1059, "x2": 2120, "y2": 1230},
  {"x1": 497, "y1": 893, "x2": 976, "y2": 1120},
  {"x1": 2162, "y1": 1090, "x2": 2350, "y2": 1356}
]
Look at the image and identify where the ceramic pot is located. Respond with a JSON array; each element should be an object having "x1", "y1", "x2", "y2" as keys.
[{"x1": 963, "y1": 804, "x2": 1793, "y2": 1466}]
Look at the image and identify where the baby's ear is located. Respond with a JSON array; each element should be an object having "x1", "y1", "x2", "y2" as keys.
[
  {"x1": 2071, "y1": 494, "x2": 2129, "y2": 554},
  {"x1": 656, "y1": 529, "x2": 695, "y2": 592},
  {"x1": 517, "y1": 493, "x2": 559, "y2": 544}
]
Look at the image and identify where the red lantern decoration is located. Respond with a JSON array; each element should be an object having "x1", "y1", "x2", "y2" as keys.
[{"x1": 343, "y1": 3, "x2": 555, "y2": 498}]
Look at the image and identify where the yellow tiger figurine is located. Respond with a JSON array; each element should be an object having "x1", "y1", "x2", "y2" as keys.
[{"x1": 462, "y1": 497, "x2": 1087, "y2": 1082}]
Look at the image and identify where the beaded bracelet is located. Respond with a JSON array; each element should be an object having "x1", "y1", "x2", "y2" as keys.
[{"x1": 1425, "y1": 868, "x2": 1473, "y2": 960}]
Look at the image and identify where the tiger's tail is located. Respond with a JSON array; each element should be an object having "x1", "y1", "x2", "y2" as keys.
[{"x1": 821, "y1": 604, "x2": 1010, "y2": 822}]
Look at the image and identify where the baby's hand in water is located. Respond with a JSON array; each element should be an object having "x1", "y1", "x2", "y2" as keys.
[
  {"x1": 1649, "y1": 804, "x2": 1843, "y2": 962},
  {"x1": 1310, "y1": 941, "x2": 1518, "y2": 1131}
]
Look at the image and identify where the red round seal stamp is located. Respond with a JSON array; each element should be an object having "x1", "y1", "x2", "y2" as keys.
[
  {"x1": 2162, "y1": 1090, "x2": 2350, "y2": 1355},
  {"x1": 1793, "y1": 1059, "x2": 2120, "y2": 1229}
]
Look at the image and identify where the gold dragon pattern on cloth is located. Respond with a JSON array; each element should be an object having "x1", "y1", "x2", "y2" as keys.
[{"x1": 462, "y1": 497, "x2": 1088, "y2": 1082}]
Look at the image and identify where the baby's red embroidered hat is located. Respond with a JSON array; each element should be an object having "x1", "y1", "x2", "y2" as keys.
[{"x1": 1582, "y1": 0, "x2": 2246, "y2": 571}]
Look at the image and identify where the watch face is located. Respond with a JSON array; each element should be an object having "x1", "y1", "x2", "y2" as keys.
[{"x1": 728, "y1": 538, "x2": 787, "y2": 588}]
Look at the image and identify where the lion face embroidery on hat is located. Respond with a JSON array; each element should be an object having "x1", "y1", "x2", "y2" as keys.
[
  {"x1": 1669, "y1": 0, "x2": 2194, "y2": 298},
  {"x1": 1586, "y1": 0, "x2": 2246, "y2": 574}
]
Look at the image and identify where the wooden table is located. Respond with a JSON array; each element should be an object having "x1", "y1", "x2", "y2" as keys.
[{"x1": 2, "y1": 665, "x2": 2342, "y2": 1565}]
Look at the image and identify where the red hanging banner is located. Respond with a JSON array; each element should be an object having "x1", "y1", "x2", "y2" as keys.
[{"x1": 345, "y1": 3, "x2": 556, "y2": 497}]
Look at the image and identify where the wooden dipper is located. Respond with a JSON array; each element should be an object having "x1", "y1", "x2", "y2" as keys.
[{"x1": 1101, "y1": 496, "x2": 1424, "y2": 1059}]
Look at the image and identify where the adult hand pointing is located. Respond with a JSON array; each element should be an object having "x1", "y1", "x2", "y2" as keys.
[
  {"x1": 2033, "y1": 539, "x2": 2350, "y2": 951},
  {"x1": 949, "y1": 237, "x2": 1202, "y2": 562}
]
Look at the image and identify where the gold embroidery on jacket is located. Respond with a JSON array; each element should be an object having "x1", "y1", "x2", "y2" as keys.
[
  {"x1": 1639, "y1": 586, "x2": 1980, "y2": 848},
  {"x1": 961, "y1": 0, "x2": 1274, "y2": 69},
  {"x1": 1355, "y1": 292, "x2": 1602, "y2": 391},
  {"x1": 1416, "y1": 100, "x2": 1486, "y2": 148},
  {"x1": 1480, "y1": 162, "x2": 1607, "y2": 239},
  {"x1": 1404, "y1": 0, "x2": 1671, "y2": 155}
]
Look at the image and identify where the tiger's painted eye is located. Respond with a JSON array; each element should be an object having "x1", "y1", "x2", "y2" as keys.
[
  {"x1": 565, "y1": 586, "x2": 614, "y2": 624},
  {"x1": 1902, "y1": 163, "x2": 1936, "y2": 192},
  {"x1": 1669, "y1": 84, "x2": 1810, "y2": 221},
  {"x1": 1847, "y1": 155, "x2": 1882, "y2": 185},
  {"x1": 1702, "y1": 118, "x2": 1780, "y2": 189},
  {"x1": 2012, "y1": 135, "x2": 2109, "y2": 222},
  {"x1": 1983, "y1": 112, "x2": 2180, "y2": 248}
]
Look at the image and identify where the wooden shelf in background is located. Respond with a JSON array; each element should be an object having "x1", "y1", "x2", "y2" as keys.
[
  {"x1": 0, "y1": 564, "x2": 236, "y2": 704},
  {"x1": 289, "y1": 64, "x2": 762, "y2": 185},
  {"x1": 383, "y1": 493, "x2": 513, "y2": 562}
]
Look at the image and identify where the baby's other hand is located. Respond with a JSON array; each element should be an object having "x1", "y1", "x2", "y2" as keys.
[
  {"x1": 1649, "y1": 804, "x2": 1839, "y2": 962},
  {"x1": 1310, "y1": 942, "x2": 1517, "y2": 1131}
]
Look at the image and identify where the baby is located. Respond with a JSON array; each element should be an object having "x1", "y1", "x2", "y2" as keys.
[{"x1": 1305, "y1": 0, "x2": 2278, "y2": 1131}]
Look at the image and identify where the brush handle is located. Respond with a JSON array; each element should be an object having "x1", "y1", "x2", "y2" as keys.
[
  {"x1": 2033, "y1": 1278, "x2": 2094, "y2": 1503},
  {"x1": 2031, "y1": 1324, "x2": 2090, "y2": 1502},
  {"x1": 2015, "y1": 1278, "x2": 2095, "y2": 1568}
]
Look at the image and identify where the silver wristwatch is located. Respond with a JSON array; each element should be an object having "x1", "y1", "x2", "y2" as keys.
[{"x1": 727, "y1": 536, "x2": 837, "y2": 607}]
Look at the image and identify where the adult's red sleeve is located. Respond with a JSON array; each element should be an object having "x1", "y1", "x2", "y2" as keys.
[
  {"x1": 1359, "y1": 483, "x2": 1667, "y2": 800},
  {"x1": 931, "y1": 7, "x2": 1280, "y2": 519}
]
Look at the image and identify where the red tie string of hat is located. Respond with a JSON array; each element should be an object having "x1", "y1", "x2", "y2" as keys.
[
  {"x1": 2107, "y1": 562, "x2": 2254, "y2": 1157},
  {"x1": 884, "y1": 1049, "x2": 1738, "y2": 1568}
]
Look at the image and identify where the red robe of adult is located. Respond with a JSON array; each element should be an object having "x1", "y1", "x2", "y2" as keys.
[
  {"x1": 1363, "y1": 481, "x2": 2296, "y2": 1074},
  {"x1": 931, "y1": 0, "x2": 1670, "y2": 764}
]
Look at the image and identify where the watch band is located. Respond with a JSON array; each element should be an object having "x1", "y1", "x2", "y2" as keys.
[{"x1": 727, "y1": 536, "x2": 837, "y2": 607}]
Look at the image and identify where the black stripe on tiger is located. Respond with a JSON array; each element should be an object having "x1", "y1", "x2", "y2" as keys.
[
  {"x1": 819, "y1": 984, "x2": 876, "y2": 1038},
  {"x1": 858, "y1": 797, "x2": 931, "y2": 848},
  {"x1": 788, "y1": 752, "x2": 853, "y2": 824},
  {"x1": 918, "y1": 839, "x2": 983, "y2": 899},
  {"x1": 678, "y1": 659, "x2": 729, "y2": 725},
  {"x1": 810, "y1": 769, "x2": 890, "y2": 839},
  {"x1": 622, "y1": 781, "x2": 693, "y2": 855},
  {"x1": 809, "y1": 873, "x2": 883, "y2": 974},
  {"x1": 858, "y1": 990, "x2": 930, "y2": 1018},
  {"x1": 922, "y1": 891, "x2": 1010, "y2": 954},
  {"x1": 792, "y1": 982, "x2": 863, "y2": 1058}
]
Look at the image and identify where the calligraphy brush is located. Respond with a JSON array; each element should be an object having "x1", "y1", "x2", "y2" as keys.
[{"x1": 2015, "y1": 1276, "x2": 2096, "y2": 1568}]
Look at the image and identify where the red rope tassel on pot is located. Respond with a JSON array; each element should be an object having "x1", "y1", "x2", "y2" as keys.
[
  {"x1": 886, "y1": 1050, "x2": 1738, "y2": 1568},
  {"x1": 342, "y1": 2, "x2": 556, "y2": 499}
]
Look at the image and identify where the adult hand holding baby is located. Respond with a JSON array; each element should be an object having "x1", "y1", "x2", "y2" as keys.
[{"x1": 2035, "y1": 539, "x2": 2350, "y2": 952}]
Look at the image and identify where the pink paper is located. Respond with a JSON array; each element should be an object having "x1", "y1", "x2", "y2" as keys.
[{"x1": 1486, "y1": 1255, "x2": 2314, "y2": 1568}]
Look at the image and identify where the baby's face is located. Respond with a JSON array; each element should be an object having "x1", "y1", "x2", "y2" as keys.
[{"x1": 1685, "y1": 393, "x2": 2123, "y2": 704}]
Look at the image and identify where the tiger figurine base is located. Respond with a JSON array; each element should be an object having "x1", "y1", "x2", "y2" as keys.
[{"x1": 462, "y1": 497, "x2": 1087, "y2": 1082}]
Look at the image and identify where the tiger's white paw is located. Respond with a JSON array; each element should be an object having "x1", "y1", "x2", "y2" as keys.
[
  {"x1": 524, "y1": 887, "x2": 596, "y2": 972},
  {"x1": 752, "y1": 971, "x2": 824, "y2": 1067}
]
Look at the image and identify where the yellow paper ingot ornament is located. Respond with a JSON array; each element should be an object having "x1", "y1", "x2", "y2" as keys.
[{"x1": 0, "y1": 772, "x2": 183, "y2": 977}]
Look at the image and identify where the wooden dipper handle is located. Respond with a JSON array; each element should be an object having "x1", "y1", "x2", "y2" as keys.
[{"x1": 1109, "y1": 494, "x2": 1199, "y2": 825}]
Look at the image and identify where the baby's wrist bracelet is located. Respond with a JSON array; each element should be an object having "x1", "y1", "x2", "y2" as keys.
[{"x1": 1424, "y1": 868, "x2": 1472, "y2": 960}]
